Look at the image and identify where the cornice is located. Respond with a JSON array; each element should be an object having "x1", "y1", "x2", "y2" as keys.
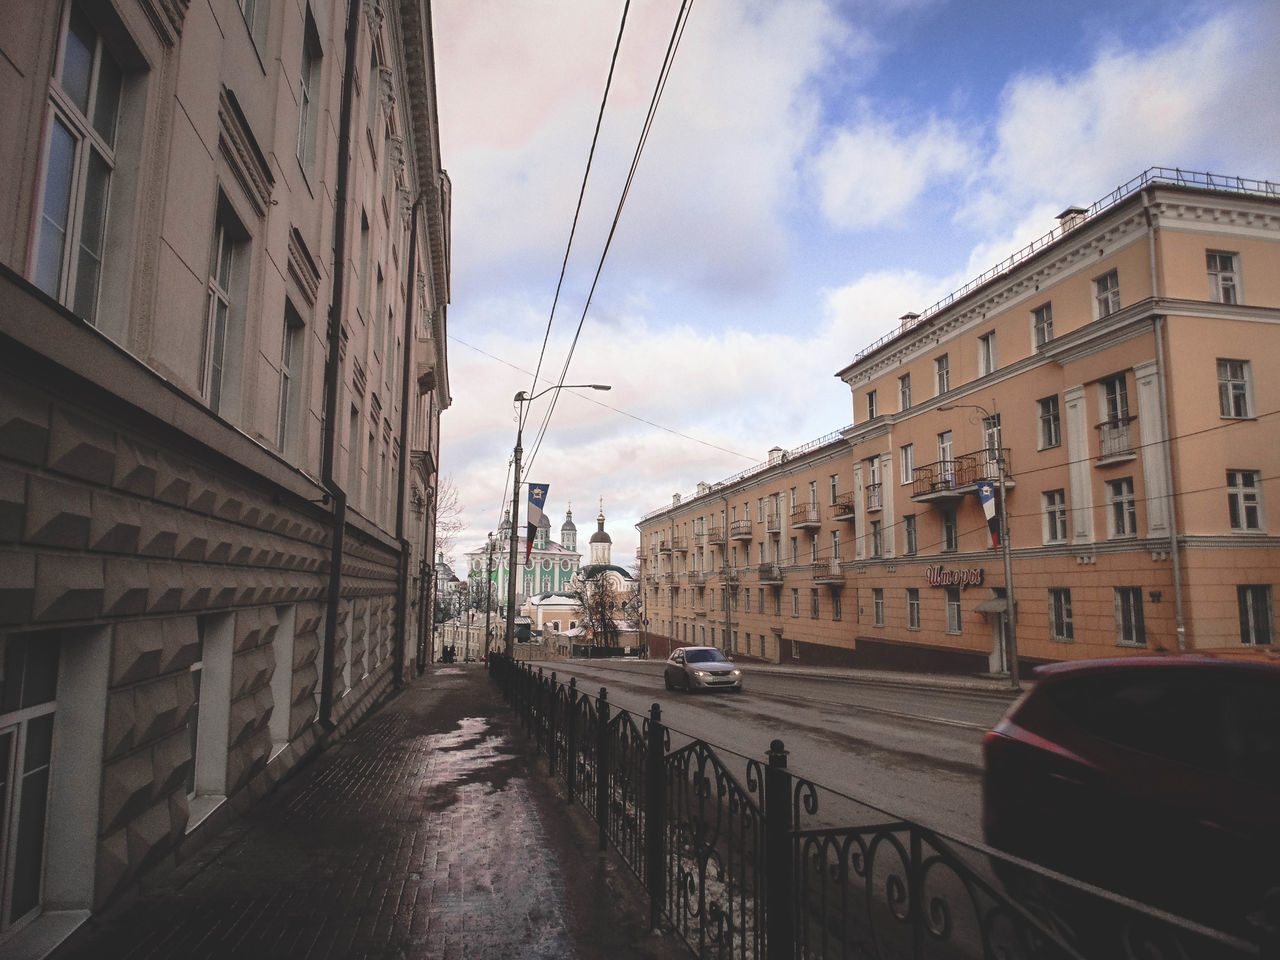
[{"x1": 217, "y1": 87, "x2": 274, "y2": 217}]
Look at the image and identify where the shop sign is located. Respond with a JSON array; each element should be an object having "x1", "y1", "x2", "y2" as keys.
[{"x1": 925, "y1": 565, "x2": 985, "y2": 589}]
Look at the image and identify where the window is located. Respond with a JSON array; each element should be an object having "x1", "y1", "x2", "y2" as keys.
[
  {"x1": 790, "y1": 537, "x2": 798, "y2": 565},
  {"x1": 201, "y1": 200, "x2": 248, "y2": 415},
  {"x1": 904, "y1": 515, "x2": 917, "y2": 556},
  {"x1": 808, "y1": 480, "x2": 817, "y2": 506},
  {"x1": 870, "y1": 520, "x2": 882, "y2": 558},
  {"x1": 900, "y1": 444, "x2": 914, "y2": 485},
  {"x1": 1094, "y1": 269, "x2": 1120, "y2": 318},
  {"x1": 945, "y1": 587, "x2": 962, "y2": 633},
  {"x1": 190, "y1": 613, "x2": 234, "y2": 821},
  {"x1": 935, "y1": 354, "x2": 950, "y2": 394},
  {"x1": 1227, "y1": 470, "x2": 1263, "y2": 531},
  {"x1": 898, "y1": 374, "x2": 911, "y2": 411},
  {"x1": 774, "y1": 591, "x2": 782, "y2": 616},
  {"x1": 1043, "y1": 489, "x2": 1067, "y2": 543},
  {"x1": 238, "y1": 0, "x2": 268, "y2": 48},
  {"x1": 0, "y1": 632, "x2": 60, "y2": 930},
  {"x1": 832, "y1": 594, "x2": 842, "y2": 621},
  {"x1": 1038, "y1": 396, "x2": 1061, "y2": 449},
  {"x1": 978, "y1": 331, "x2": 997, "y2": 376},
  {"x1": 829, "y1": 474, "x2": 838, "y2": 504},
  {"x1": 809, "y1": 536, "x2": 818, "y2": 563},
  {"x1": 872, "y1": 588, "x2": 884, "y2": 626},
  {"x1": 1207, "y1": 251, "x2": 1239, "y2": 304},
  {"x1": 791, "y1": 588, "x2": 799, "y2": 617},
  {"x1": 810, "y1": 589, "x2": 820, "y2": 619},
  {"x1": 1108, "y1": 478, "x2": 1137, "y2": 538},
  {"x1": 1217, "y1": 359, "x2": 1252, "y2": 418},
  {"x1": 743, "y1": 590, "x2": 750, "y2": 613},
  {"x1": 866, "y1": 389, "x2": 877, "y2": 419},
  {"x1": 277, "y1": 301, "x2": 305, "y2": 456},
  {"x1": 938, "y1": 430, "x2": 954, "y2": 486},
  {"x1": 1114, "y1": 587, "x2": 1146, "y2": 646},
  {"x1": 906, "y1": 588, "x2": 920, "y2": 630},
  {"x1": 1033, "y1": 303, "x2": 1053, "y2": 347},
  {"x1": 1238, "y1": 586, "x2": 1273, "y2": 645},
  {"x1": 34, "y1": 2, "x2": 125, "y2": 325},
  {"x1": 1049, "y1": 588, "x2": 1073, "y2": 641},
  {"x1": 1103, "y1": 374, "x2": 1129, "y2": 425},
  {"x1": 758, "y1": 588, "x2": 765, "y2": 612},
  {"x1": 942, "y1": 509, "x2": 958, "y2": 552},
  {"x1": 297, "y1": 6, "x2": 322, "y2": 171},
  {"x1": 347, "y1": 406, "x2": 361, "y2": 499}
]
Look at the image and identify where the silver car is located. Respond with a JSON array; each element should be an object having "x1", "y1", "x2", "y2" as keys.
[{"x1": 664, "y1": 646, "x2": 743, "y2": 692}]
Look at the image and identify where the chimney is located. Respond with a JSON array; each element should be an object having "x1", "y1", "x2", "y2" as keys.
[
  {"x1": 697, "y1": 482, "x2": 710, "y2": 496},
  {"x1": 672, "y1": 493, "x2": 681, "y2": 506},
  {"x1": 899, "y1": 312, "x2": 920, "y2": 332},
  {"x1": 1056, "y1": 206, "x2": 1088, "y2": 232},
  {"x1": 767, "y1": 447, "x2": 784, "y2": 466}
]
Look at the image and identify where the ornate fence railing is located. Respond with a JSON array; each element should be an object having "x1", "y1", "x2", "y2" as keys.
[{"x1": 489, "y1": 656, "x2": 1270, "y2": 960}]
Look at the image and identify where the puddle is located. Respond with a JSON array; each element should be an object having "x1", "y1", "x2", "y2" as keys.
[{"x1": 418, "y1": 717, "x2": 521, "y2": 811}]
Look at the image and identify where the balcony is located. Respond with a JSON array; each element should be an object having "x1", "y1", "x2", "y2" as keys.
[
  {"x1": 729, "y1": 519, "x2": 753, "y2": 541},
  {"x1": 662, "y1": 571, "x2": 675, "y2": 585},
  {"x1": 670, "y1": 535, "x2": 689, "y2": 553},
  {"x1": 765, "y1": 512, "x2": 783, "y2": 537},
  {"x1": 687, "y1": 570, "x2": 706, "y2": 586},
  {"x1": 790, "y1": 504, "x2": 822, "y2": 530},
  {"x1": 1096, "y1": 416, "x2": 1137, "y2": 464},
  {"x1": 911, "y1": 450, "x2": 1015, "y2": 502},
  {"x1": 832, "y1": 493, "x2": 857, "y2": 521},
  {"x1": 706, "y1": 525, "x2": 726, "y2": 546},
  {"x1": 718, "y1": 567, "x2": 740, "y2": 587},
  {"x1": 865, "y1": 483, "x2": 883, "y2": 513},
  {"x1": 812, "y1": 559, "x2": 845, "y2": 585},
  {"x1": 757, "y1": 563, "x2": 784, "y2": 585}
]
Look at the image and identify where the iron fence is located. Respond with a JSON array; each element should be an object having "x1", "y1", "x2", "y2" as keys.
[{"x1": 489, "y1": 656, "x2": 1272, "y2": 959}]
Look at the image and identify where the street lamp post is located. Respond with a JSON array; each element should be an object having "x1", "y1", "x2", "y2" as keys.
[
  {"x1": 938, "y1": 402, "x2": 1019, "y2": 689},
  {"x1": 504, "y1": 383, "x2": 611, "y2": 657},
  {"x1": 483, "y1": 532, "x2": 495, "y2": 660}
]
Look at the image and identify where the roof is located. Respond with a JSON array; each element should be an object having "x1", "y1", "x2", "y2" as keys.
[{"x1": 579, "y1": 563, "x2": 635, "y2": 581}]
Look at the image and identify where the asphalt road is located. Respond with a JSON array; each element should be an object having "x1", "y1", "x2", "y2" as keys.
[{"x1": 520, "y1": 658, "x2": 1016, "y2": 844}]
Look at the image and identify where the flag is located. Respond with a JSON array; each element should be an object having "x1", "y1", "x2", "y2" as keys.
[
  {"x1": 525, "y1": 482, "x2": 548, "y2": 563},
  {"x1": 977, "y1": 480, "x2": 999, "y2": 549}
]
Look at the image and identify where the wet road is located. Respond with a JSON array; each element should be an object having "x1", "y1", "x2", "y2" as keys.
[{"x1": 523, "y1": 659, "x2": 1014, "y2": 842}]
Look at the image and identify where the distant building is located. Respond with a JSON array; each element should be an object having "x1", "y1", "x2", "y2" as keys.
[
  {"x1": 466, "y1": 506, "x2": 583, "y2": 609},
  {"x1": 0, "y1": 0, "x2": 449, "y2": 951},
  {"x1": 638, "y1": 169, "x2": 1279, "y2": 671}
]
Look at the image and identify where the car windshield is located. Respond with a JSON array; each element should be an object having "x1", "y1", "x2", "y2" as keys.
[{"x1": 686, "y1": 649, "x2": 727, "y2": 664}]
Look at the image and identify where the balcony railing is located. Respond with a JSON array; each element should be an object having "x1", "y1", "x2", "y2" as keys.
[
  {"x1": 718, "y1": 567, "x2": 740, "y2": 586},
  {"x1": 911, "y1": 450, "x2": 1014, "y2": 499},
  {"x1": 729, "y1": 519, "x2": 753, "y2": 541},
  {"x1": 812, "y1": 559, "x2": 845, "y2": 585},
  {"x1": 865, "y1": 482, "x2": 883, "y2": 512},
  {"x1": 1097, "y1": 416, "x2": 1137, "y2": 461},
  {"x1": 832, "y1": 492, "x2": 857, "y2": 521},
  {"x1": 658, "y1": 537, "x2": 673, "y2": 553},
  {"x1": 706, "y1": 525, "x2": 725, "y2": 545},
  {"x1": 757, "y1": 563, "x2": 783, "y2": 585},
  {"x1": 790, "y1": 504, "x2": 821, "y2": 529},
  {"x1": 765, "y1": 512, "x2": 782, "y2": 536},
  {"x1": 670, "y1": 535, "x2": 688, "y2": 553}
]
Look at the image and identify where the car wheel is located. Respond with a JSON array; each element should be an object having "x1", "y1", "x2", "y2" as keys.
[{"x1": 664, "y1": 672, "x2": 673, "y2": 691}]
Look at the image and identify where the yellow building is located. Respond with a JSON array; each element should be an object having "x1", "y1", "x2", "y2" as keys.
[{"x1": 638, "y1": 170, "x2": 1279, "y2": 673}]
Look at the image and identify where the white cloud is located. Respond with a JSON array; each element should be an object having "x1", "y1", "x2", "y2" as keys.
[{"x1": 810, "y1": 115, "x2": 976, "y2": 230}]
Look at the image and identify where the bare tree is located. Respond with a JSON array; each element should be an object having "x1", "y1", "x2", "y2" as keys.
[
  {"x1": 433, "y1": 475, "x2": 465, "y2": 565},
  {"x1": 568, "y1": 576, "x2": 625, "y2": 649}
]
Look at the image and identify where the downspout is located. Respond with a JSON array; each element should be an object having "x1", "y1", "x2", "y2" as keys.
[
  {"x1": 318, "y1": 0, "x2": 363, "y2": 727},
  {"x1": 393, "y1": 197, "x2": 422, "y2": 686},
  {"x1": 1142, "y1": 190, "x2": 1186, "y2": 650},
  {"x1": 721, "y1": 494, "x2": 732, "y2": 653}
]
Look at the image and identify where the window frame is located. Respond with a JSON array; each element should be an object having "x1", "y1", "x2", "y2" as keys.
[
  {"x1": 1207, "y1": 250, "x2": 1239, "y2": 304},
  {"x1": 935, "y1": 353, "x2": 950, "y2": 394},
  {"x1": 945, "y1": 587, "x2": 962, "y2": 634},
  {"x1": 1107, "y1": 477, "x2": 1137, "y2": 539},
  {"x1": 898, "y1": 373, "x2": 911, "y2": 411},
  {"x1": 1114, "y1": 587, "x2": 1146, "y2": 647},
  {"x1": 1227, "y1": 469, "x2": 1264, "y2": 532},
  {"x1": 1032, "y1": 302, "x2": 1053, "y2": 347},
  {"x1": 977, "y1": 331, "x2": 997, "y2": 376},
  {"x1": 1238, "y1": 585, "x2": 1273, "y2": 645},
  {"x1": 1038, "y1": 395, "x2": 1061, "y2": 449},
  {"x1": 872, "y1": 588, "x2": 884, "y2": 626},
  {"x1": 1217, "y1": 359, "x2": 1252, "y2": 419},
  {"x1": 906, "y1": 588, "x2": 920, "y2": 630},
  {"x1": 1049, "y1": 588, "x2": 1074, "y2": 642},
  {"x1": 1094, "y1": 268, "x2": 1121, "y2": 318},
  {"x1": 1043, "y1": 489, "x2": 1068, "y2": 544}
]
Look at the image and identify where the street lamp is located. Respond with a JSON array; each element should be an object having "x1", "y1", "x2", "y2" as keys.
[
  {"x1": 938, "y1": 402, "x2": 1019, "y2": 689},
  {"x1": 505, "y1": 383, "x2": 611, "y2": 657}
]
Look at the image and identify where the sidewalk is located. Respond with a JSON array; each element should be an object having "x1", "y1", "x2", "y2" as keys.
[{"x1": 50, "y1": 666, "x2": 686, "y2": 960}]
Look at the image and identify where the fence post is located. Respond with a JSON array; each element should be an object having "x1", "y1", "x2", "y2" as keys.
[
  {"x1": 765, "y1": 739, "x2": 794, "y2": 960},
  {"x1": 597, "y1": 687, "x2": 610, "y2": 851},
  {"x1": 646, "y1": 701, "x2": 666, "y2": 932},
  {"x1": 566, "y1": 677, "x2": 578, "y2": 805},
  {"x1": 547, "y1": 671, "x2": 559, "y2": 777}
]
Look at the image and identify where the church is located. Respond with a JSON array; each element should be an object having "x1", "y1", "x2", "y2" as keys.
[{"x1": 465, "y1": 503, "x2": 583, "y2": 609}]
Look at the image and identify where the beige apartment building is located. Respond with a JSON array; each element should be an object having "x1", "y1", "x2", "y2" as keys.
[
  {"x1": 638, "y1": 170, "x2": 1279, "y2": 673},
  {"x1": 0, "y1": 0, "x2": 449, "y2": 953}
]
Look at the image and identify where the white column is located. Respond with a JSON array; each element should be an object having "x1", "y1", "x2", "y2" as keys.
[
  {"x1": 1063, "y1": 385, "x2": 1094, "y2": 543},
  {"x1": 1134, "y1": 360, "x2": 1170, "y2": 536}
]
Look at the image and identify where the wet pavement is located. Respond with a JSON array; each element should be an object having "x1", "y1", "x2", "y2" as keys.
[{"x1": 50, "y1": 665, "x2": 686, "y2": 960}]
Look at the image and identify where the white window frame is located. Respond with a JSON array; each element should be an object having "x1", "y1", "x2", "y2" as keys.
[
  {"x1": 1108, "y1": 477, "x2": 1137, "y2": 538},
  {"x1": 904, "y1": 515, "x2": 917, "y2": 556},
  {"x1": 900, "y1": 444, "x2": 914, "y2": 485},
  {"x1": 872, "y1": 588, "x2": 884, "y2": 626},
  {"x1": 1032, "y1": 302, "x2": 1053, "y2": 347},
  {"x1": 296, "y1": 7, "x2": 322, "y2": 172},
  {"x1": 1038, "y1": 396, "x2": 1061, "y2": 449},
  {"x1": 1114, "y1": 587, "x2": 1146, "y2": 647},
  {"x1": 1094, "y1": 269, "x2": 1121, "y2": 318},
  {"x1": 935, "y1": 353, "x2": 950, "y2": 395},
  {"x1": 1217, "y1": 359, "x2": 1252, "y2": 419},
  {"x1": 898, "y1": 373, "x2": 911, "y2": 411},
  {"x1": 1238, "y1": 585, "x2": 1273, "y2": 645},
  {"x1": 1049, "y1": 588, "x2": 1073, "y2": 642},
  {"x1": 1207, "y1": 250, "x2": 1239, "y2": 304},
  {"x1": 866, "y1": 389, "x2": 877, "y2": 420},
  {"x1": 1227, "y1": 470, "x2": 1264, "y2": 532},
  {"x1": 906, "y1": 588, "x2": 920, "y2": 630},
  {"x1": 978, "y1": 331, "x2": 997, "y2": 376},
  {"x1": 277, "y1": 301, "x2": 306, "y2": 455},
  {"x1": 945, "y1": 587, "x2": 961, "y2": 634},
  {"x1": 1043, "y1": 489, "x2": 1067, "y2": 544}
]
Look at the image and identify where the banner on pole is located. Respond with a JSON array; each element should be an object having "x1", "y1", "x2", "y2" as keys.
[
  {"x1": 977, "y1": 480, "x2": 999, "y2": 549},
  {"x1": 526, "y1": 482, "x2": 548, "y2": 562}
]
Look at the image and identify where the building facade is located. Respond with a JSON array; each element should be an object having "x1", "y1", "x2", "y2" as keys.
[
  {"x1": 0, "y1": 0, "x2": 449, "y2": 952},
  {"x1": 638, "y1": 170, "x2": 1279, "y2": 671},
  {"x1": 465, "y1": 507, "x2": 583, "y2": 612}
]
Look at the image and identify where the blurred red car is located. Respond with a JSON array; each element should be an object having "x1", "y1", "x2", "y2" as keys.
[{"x1": 982, "y1": 656, "x2": 1280, "y2": 934}]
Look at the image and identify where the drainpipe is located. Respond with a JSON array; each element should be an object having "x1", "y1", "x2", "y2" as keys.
[
  {"x1": 1142, "y1": 190, "x2": 1187, "y2": 651},
  {"x1": 393, "y1": 197, "x2": 422, "y2": 686},
  {"x1": 317, "y1": 0, "x2": 363, "y2": 727},
  {"x1": 721, "y1": 494, "x2": 732, "y2": 654}
]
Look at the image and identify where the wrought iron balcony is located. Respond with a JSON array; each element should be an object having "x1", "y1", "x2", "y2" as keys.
[
  {"x1": 687, "y1": 570, "x2": 706, "y2": 586},
  {"x1": 658, "y1": 537, "x2": 673, "y2": 553},
  {"x1": 832, "y1": 493, "x2": 857, "y2": 521},
  {"x1": 812, "y1": 559, "x2": 845, "y2": 585},
  {"x1": 1097, "y1": 416, "x2": 1137, "y2": 463},
  {"x1": 706, "y1": 525, "x2": 725, "y2": 545},
  {"x1": 718, "y1": 567, "x2": 740, "y2": 586},
  {"x1": 911, "y1": 450, "x2": 1014, "y2": 501},
  {"x1": 729, "y1": 519, "x2": 753, "y2": 541},
  {"x1": 765, "y1": 512, "x2": 782, "y2": 536},
  {"x1": 670, "y1": 535, "x2": 689, "y2": 553},
  {"x1": 790, "y1": 504, "x2": 822, "y2": 529},
  {"x1": 865, "y1": 482, "x2": 883, "y2": 512},
  {"x1": 757, "y1": 563, "x2": 783, "y2": 585}
]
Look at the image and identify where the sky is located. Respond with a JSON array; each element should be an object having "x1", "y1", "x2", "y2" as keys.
[{"x1": 429, "y1": 0, "x2": 1279, "y2": 570}]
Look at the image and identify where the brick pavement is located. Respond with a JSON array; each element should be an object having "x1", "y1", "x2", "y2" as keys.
[{"x1": 50, "y1": 666, "x2": 686, "y2": 960}]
